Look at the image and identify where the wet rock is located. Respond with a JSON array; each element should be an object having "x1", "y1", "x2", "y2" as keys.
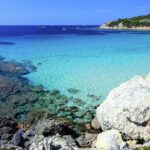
[
  {"x1": 0, "y1": 115, "x2": 18, "y2": 138},
  {"x1": 11, "y1": 129, "x2": 24, "y2": 146},
  {"x1": 0, "y1": 139, "x2": 8, "y2": 145},
  {"x1": 1, "y1": 134, "x2": 13, "y2": 141},
  {"x1": 83, "y1": 111, "x2": 93, "y2": 121},
  {"x1": 0, "y1": 127, "x2": 12, "y2": 138},
  {"x1": 70, "y1": 106, "x2": 78, "y2": 113},
  {"x1": 76, "y1": 133, "x2": 98, "y2": 148},
  {"x1": 23, "y1": 129, "x2": 35, "y2": 141},
  {"x1": 73, "y1": 118, "x2": 85, "y2": 124},
  {"x1": 75, "y1": 111, "x2": 84, "y2": 118},
  {"x1": 0, "y1": 116, "x2": 24, "y2": 149},
  {"x1": 22, "y1": 109, "x2": 48, "y2": 127},
  {"x1": 0, "y1": 115, "x2": 18, "y2": 128},
  {"x1": 91, "y1": 117, "x2": 101, "y2": 130},
  {"x1": 34, "y1": 118, "x2": 77, "y2": 137}
]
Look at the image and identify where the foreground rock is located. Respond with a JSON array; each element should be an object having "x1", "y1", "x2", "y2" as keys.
[
  {"x1": 97, "y1": 75, "x2": 150, "y2": 142},
  {"x1": 91, "y1": 117, "x2": 101, "y2": 130},
  {"x1": 76, "y1": 133, "x2": 98, "y2": 148},
  {"x1": 0, "y1": 115, "x2": 18, "y2": 139},
  {"x1": 96, "y1": 130, "x2": 129, "y2": 150}
]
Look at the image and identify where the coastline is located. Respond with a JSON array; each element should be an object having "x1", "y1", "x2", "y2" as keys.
[
  {"x1": 99, "y1": 24, "x2": 150, "y2": 31},
  {"x1": 0, "y1": 56, "x2": 99, "y2": 149},
  {"x1": 0, "y1": 25, "x2": 150, "y2": 149},
  {"x1": 0, "y1": 56, "x2": 149, "y2": 150}
]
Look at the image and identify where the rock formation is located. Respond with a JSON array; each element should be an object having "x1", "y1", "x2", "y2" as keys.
[
  {"x1": 96, "y1": 130, "x2": 129, "y2": 150},
  {"x1": 96, "y1": 75, "x2": 150, "y2": 142}
]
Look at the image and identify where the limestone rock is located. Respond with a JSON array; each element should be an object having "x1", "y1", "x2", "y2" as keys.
[
  {"x1": 127, "y1": 140, "x2": 138, "y2": 149},
  {"x1": 0, "y1": 115, "x2": 18, "y2": 139},
  {"x1": 11, "y1": 129, "x2": 24, "y2": 146},
  {"x1": 96, "y1": 130, "x2": 129, "y2": 150},
  {"x1": 34, "y1": 118, "x2": 74, "y2": 136},
  {"x1": 91, "y1": 117, "x2": 101, "y2": 130},
  {"x1": 76, "y1": 133, "x2": 98, "y2": 148},
  {"x1": 96, "y1": 75, "x2": 150, "y2": 141},
  {"x1": 29, "y1": 135, "x2": 52, "y2": 150},
  {"x1": 51, "y1": 134, "x2": 77, "y2": 149}
]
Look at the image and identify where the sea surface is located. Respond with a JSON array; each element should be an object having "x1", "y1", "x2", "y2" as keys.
[{"x1": 0, "y1": 26, "x2": 150, "y2": 107}]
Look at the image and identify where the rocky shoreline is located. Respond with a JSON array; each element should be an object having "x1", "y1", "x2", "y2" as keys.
[
  {"x1": 99, "y1": 23, "x2": 150, "y2": 31},
  {"x1": 0, "y1": 56, "x2": 149, "y2": 150},
  {"x1": 0, "y1": 57, "x2": 99, "y2": 150}
]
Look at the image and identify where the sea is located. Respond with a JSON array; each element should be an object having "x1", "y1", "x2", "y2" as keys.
[{"x1": 0, "y1": 26, "x2": 150, "y2": 107}]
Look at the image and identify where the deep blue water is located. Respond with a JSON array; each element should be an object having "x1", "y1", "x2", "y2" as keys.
[{"x1": 0, "y1": 26, "x2": 150, "y2": 108}]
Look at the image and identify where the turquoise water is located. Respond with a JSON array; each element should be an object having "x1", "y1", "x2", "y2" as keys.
[{"x1": 0, "y1": 30, "x2": 150, "y2": 106}]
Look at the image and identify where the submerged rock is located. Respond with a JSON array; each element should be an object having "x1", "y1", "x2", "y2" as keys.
[
  {"x1": 87, "y1": 94, "x2": 100, "y2": 100},
  {"x1": 0, "y1": 60, "x2": 29, "y2": 76},
  {"x1": 0, "y1": 41, "x2": 15, "y2": 45},
  {"x1": 0, "y1": 75, "x2": 22, "y2": 100},
  {"x1": 67, "y1": 88, "x2": 80, "y2": 94},
  {"x1": 96, "y1": 75, "x2": 150, "y2": 142}
]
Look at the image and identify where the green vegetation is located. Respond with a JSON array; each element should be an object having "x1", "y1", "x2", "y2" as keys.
[
  {"x1": 136, "y1": 146, "x2": 150, "y2": 150},
  {"x1": 108, "y1": 14, "x2": 150, "y2": 27}
]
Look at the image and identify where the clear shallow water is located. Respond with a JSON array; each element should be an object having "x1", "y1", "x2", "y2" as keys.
[{"x1": 0, "y1": 27, "x2": 150, "y2": 107}]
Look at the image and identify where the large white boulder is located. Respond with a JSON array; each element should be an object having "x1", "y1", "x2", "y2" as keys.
[
  {"x1": 96, "y1": 130, "x2": 128, "y2": 150},
  {"x1": 96, "y1": 75, "x2": 150, "y2": 141}
]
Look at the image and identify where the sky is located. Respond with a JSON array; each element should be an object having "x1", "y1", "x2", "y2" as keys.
[{"x1": 0, "y1": 0, "x2": 150, "y2": 25}]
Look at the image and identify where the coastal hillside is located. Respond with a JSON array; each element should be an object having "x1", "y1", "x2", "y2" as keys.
[{"x1": 100, "y1": 14, "x2": 150, "y2": 30}]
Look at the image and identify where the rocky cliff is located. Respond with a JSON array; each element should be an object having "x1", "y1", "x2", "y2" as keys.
[{"x1": 100, "y1": 14, "x2": 150, "y2": 30}]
